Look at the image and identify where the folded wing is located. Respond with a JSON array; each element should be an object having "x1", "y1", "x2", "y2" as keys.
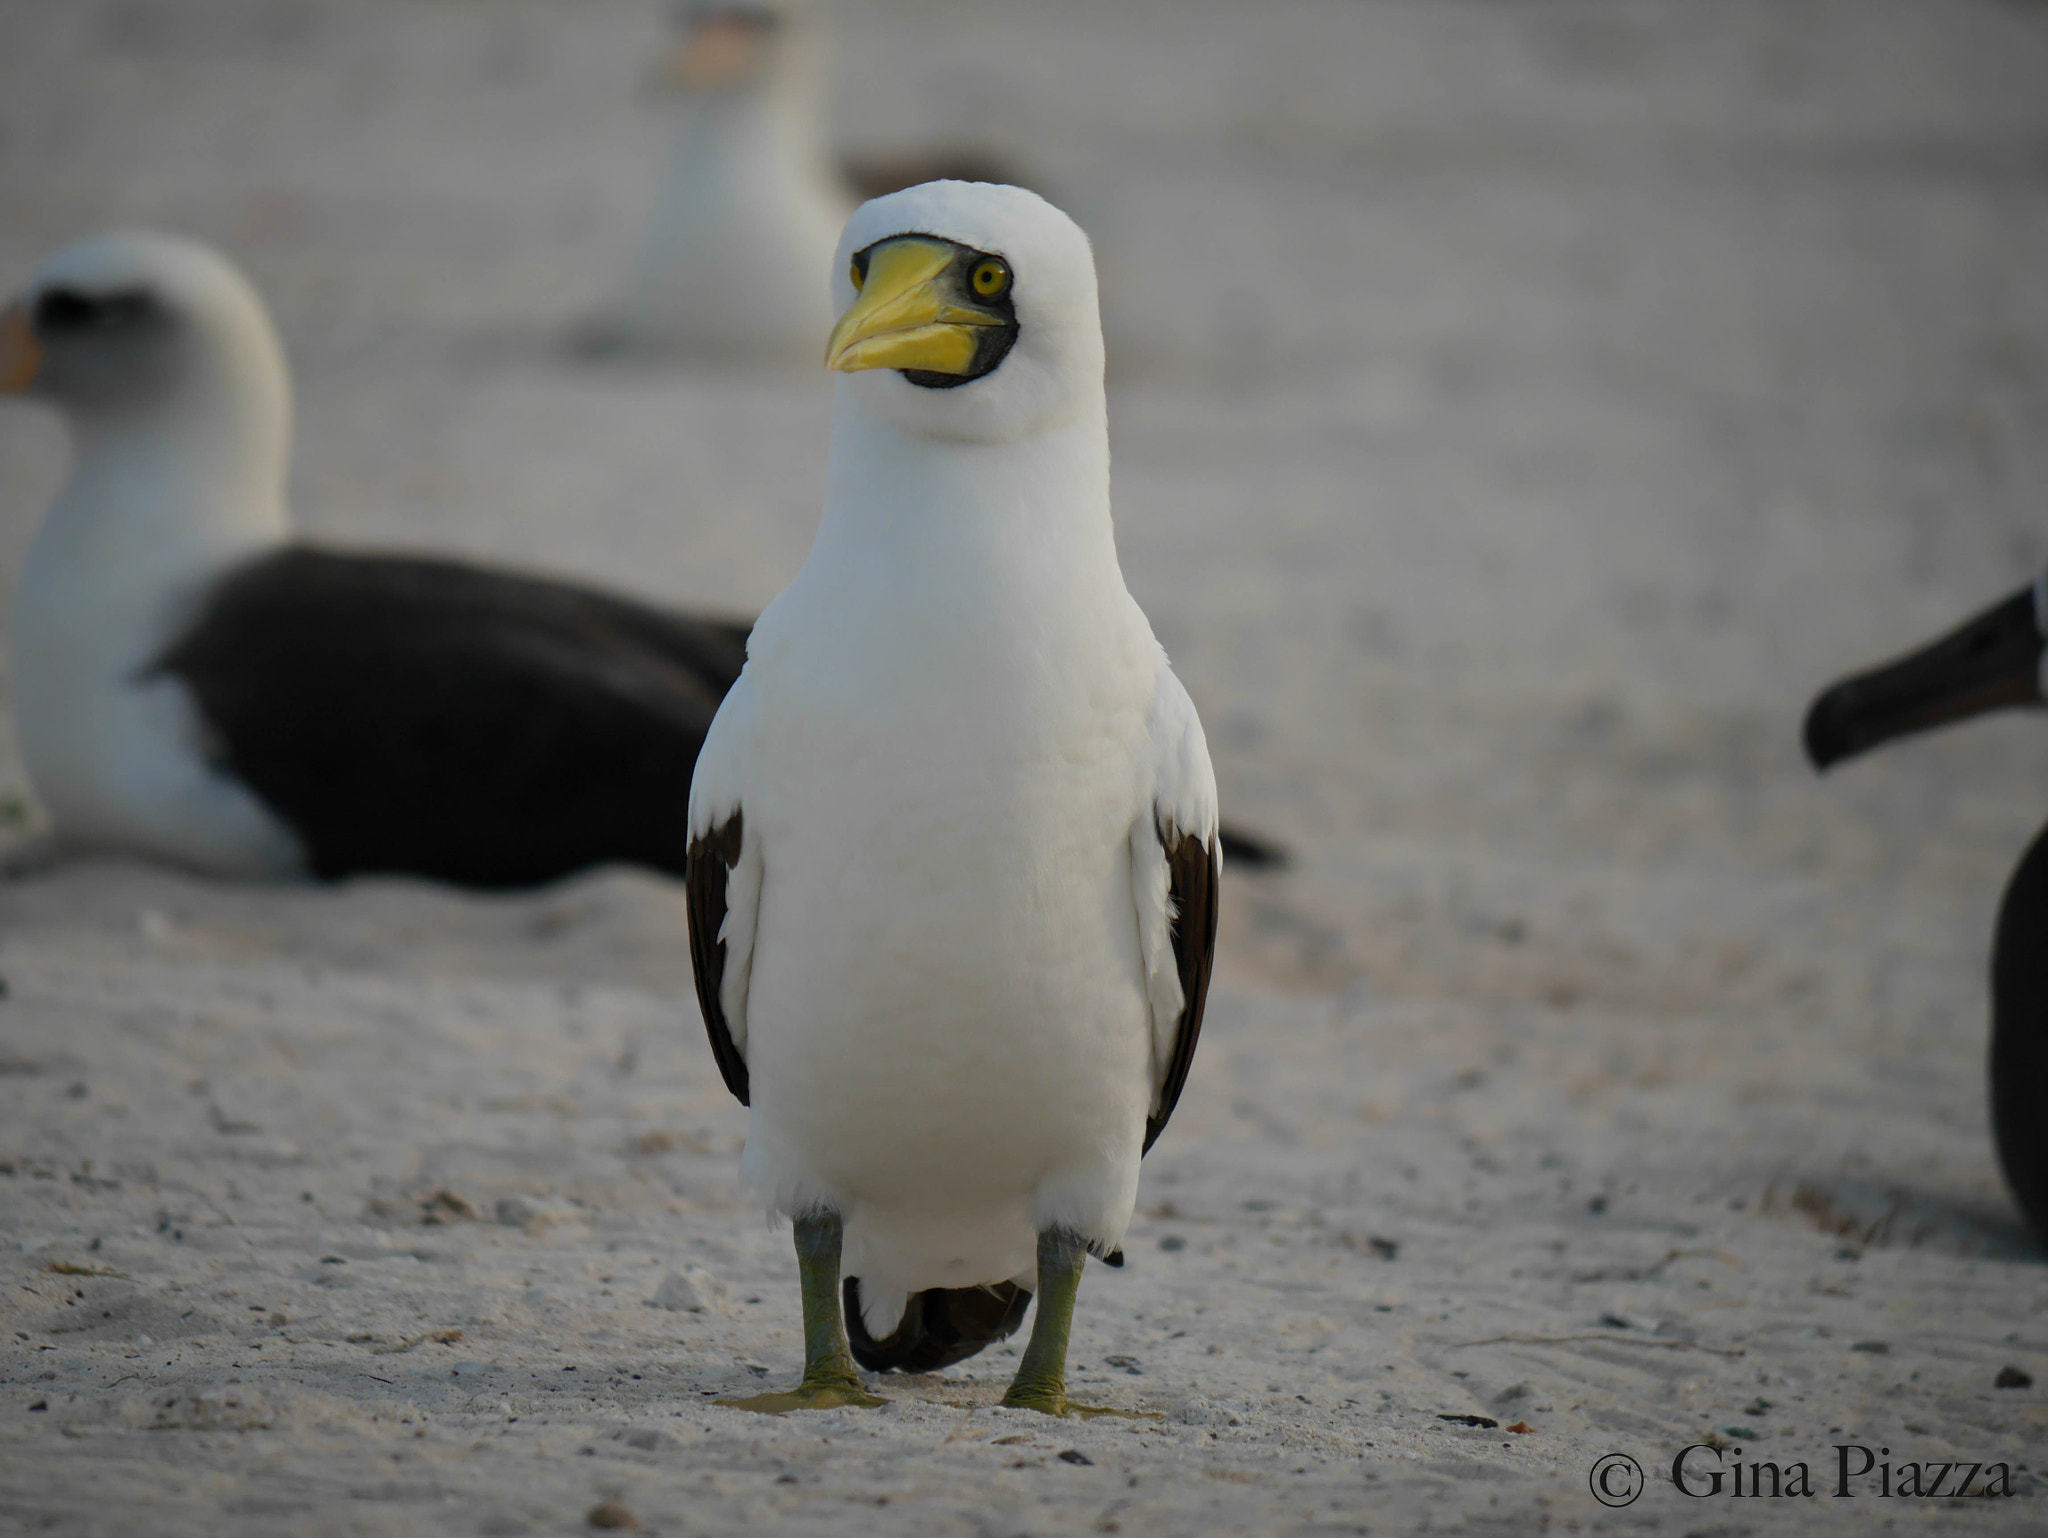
[
  {"x1": 684, "y1": 674, "x2": 762, "y2": 1105},
  {"x1": 157, "y1": 545, "x2": 750, "y2": 887},
  {"x1": 1131, "y1": 664, "x2": 1221, "y2": 1154}
]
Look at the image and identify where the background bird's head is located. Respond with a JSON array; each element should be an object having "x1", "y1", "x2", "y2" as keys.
[
  {"x1": 655, "y1": 2, "x2": 801, "y2": 95},
  {"x1": 0, "y1": 232, "x2": 289, "y2": 448},
  {"x1": 823, "y1": 181, "x2": 1105, "y2": 446},
  {"x1": 1804, "y1": 569, "x2": 2048, "y2": 772}
]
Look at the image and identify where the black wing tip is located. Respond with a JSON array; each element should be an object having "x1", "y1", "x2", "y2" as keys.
[{"x1": 1217, "y1": 824, "x2": 1288, "y2": 871}]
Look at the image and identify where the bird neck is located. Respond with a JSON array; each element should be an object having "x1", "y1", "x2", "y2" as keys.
[
  {"x1": 625, "y1": 68, "x2": 848, "y2": 356},
  {"x1": 810, "y1": 404, "x2": 1125, "y2": 613},
  {"x1": 23, "y1": 380, "x2": 292, "y2": 656},
  {"x1": 66, "y1": 283, "x2": 295, "y2": 549},
  {"x1": 668, "y1": 65, "x2": 840, "y2": 215}
]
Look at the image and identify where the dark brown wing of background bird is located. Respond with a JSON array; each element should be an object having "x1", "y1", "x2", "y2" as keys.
[{"x1": 157, "y1": 545, "x2": 749, "y2": 888}]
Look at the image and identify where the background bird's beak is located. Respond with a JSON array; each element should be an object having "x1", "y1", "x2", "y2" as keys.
[
  {"x1": 654, "y1": 11, "x2": 776, "y2": 93},
  {"x1": 824, "y1": 238, "x2": 1004, "y2": 376},
  {"x1": 0, "y1": 302, "x2": 40, "y2": 395},
  {"x1": 1803, "y1": 581, "x2": 2046, "y2": 770}
]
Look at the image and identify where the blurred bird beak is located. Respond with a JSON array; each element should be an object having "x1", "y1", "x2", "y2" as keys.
[
  {"x1": 656, "y1": 11, "x2": 775, "y2": 92},
  {"x1": 0, "y1": 303, "x2": 40, "y2": 395},
  {"x1": 1803, "y1": 582, "x2": 2046, "y2": 770},
  {"x1": 824, "y1": 239, "x2": 1003, "y2": 376}
]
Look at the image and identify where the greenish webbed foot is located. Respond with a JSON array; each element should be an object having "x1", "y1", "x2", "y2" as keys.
[
  {"x1": 996, "y1": 1384, "x2": 1155, "y2": 1420},
  {"x1": 720, "y1": 1373, "x2": 887, "y2": 1416},
  {"x1": 718, "y1": 1210, "x2": 888, "y2": 1417},
  {"x1": 998, "y1": 1229, "x2": 1159, "y2": 1420}
]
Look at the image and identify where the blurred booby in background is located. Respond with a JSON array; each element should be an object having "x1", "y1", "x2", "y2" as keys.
[
  {"x1": 1804, "y1": 571, "x2": 2048, "y2": 1237},
  {"x1": 594, "y1": 2, "x2": 848, "y2": 359},
  {"x1": 587, "y1": 2, "x2": 1024, "y2": 360},
  {"x1": 1, "y1": 231, "x2": 748, "y2": 886},
  {"x1": 686, "y1": 182, "x2": 1218, "y2": 1415}
]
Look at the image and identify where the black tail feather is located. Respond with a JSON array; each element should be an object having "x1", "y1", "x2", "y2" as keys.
[{"x1": 843, "y1": 1278, "x2": 1032, "y2": 1374}]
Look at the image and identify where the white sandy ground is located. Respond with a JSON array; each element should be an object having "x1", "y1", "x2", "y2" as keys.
[{"x1": 2, "y1": 0, "x2": 2048, "y2": 1532}]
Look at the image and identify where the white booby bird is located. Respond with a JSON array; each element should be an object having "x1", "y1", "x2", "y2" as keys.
[
  {"x1": 590, "y1": 2, "x2": 1027, "y2": 362},
  {"x1": 685, "y1": 182, "x2": 1219, "y2": 1415},
  {"x1": 600, "y1": 2, "x2": 850, "y2": 359},
  {"x1": 1, "y1": 232, "x2": 749, "y2": 886},
  {"x1": 1805, "y1": 571, "x2": 2048, "y2": 1237}
]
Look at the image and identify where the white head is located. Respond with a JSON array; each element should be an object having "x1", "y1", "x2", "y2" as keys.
[
  {"x1": 1, "y1": 231, "x2": 291, "y2": 512},
  {"x1": 824, "y1": 182, "x2": 1106, "y2": 446}
]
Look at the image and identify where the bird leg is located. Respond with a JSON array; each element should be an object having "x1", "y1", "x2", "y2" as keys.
[
  {"x1": 999, "y1": 1227, "x2": 1140, "y2": 1419},
  {"x1": 719, "y1": 1210, "x2": 886, "y2": 1414}
]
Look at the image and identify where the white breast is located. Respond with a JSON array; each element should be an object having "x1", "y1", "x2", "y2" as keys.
[
  {"x1": 10, "y1": 487, "x2": 303, "y2": 878},
  {"x1": 735, "y1": 556, "x2": 1162, "y2": 1297}
]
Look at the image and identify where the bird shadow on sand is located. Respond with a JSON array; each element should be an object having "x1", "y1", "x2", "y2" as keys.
[{"x1": 1765, "y1": 1173, "x2": 2042, "y2": 1262}]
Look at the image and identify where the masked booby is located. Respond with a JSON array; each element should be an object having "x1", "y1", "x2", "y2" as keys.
[
  {"x1": 1804, "y1": 570, "x2": 2048, "y2": 1237},
  {"x1": 1, "y1": 231, "x2": 748, "y2": 886},
  {"x1": 685, "y1": 182, "x2": 1219, "y2": 1416}
]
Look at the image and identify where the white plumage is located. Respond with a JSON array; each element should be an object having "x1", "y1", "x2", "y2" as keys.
[
  {"x1": 687, "y1": 182, "x2": 1217, "y2": 1342},
  {"x1": 2, "y1": 232, "x2": 753, "y2": 889},
  {"x1": 601, "y1": 2, "x2": 850, "y2": 358},
  {"x1": 7, "y1": 233, "x2": 306, "y2": 876}
]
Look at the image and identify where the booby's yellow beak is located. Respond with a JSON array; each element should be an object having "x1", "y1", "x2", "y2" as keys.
[
  {"x1": 824, "y1": 238, "x2": 1008, "y2": 376},
  {"x1": 0, "y1": 303, "x2": 40, "y2": 395}
]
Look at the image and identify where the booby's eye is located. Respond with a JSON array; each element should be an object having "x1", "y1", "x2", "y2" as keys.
[
  {"x1": 970, "y1": 258, "x2": 1010, "y2": 300},
  {"x1": 849, "y1": 256, "x2": 866, "y2": 291}
]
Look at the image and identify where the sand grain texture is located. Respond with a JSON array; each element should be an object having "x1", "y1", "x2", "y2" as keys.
[{"x1": 3, "y1": 1, "x2": 2048, "y2": 1532}]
